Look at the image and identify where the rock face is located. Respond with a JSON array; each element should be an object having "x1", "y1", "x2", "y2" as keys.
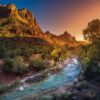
[
  {"x1": 0, "y1": 4, "x2": 17, "y2": 18},
  {"x1": 41, "y1": 31, "x2": 78, "y2": 46},
  {"x1": 0, "y1": 4, "x2": 78, "y2": 46},
  {"x1": 42, "y1": 31, "x2": 65, "y2": 45},
  {"x1": 18, "y1": 9, "x2": 41, "y2": 34},
  {"x1": 0, "y1": 4, "x2": 41, "y2": 34},
  {"x1": 58, "y1": 31, "x2": 76, "y2": 42}
]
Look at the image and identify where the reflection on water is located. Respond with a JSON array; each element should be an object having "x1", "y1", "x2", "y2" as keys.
[{"x1": 0, "y1": 58, "x2": 81, "y2": 100}]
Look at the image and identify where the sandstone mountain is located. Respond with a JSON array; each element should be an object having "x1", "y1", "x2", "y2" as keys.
[
  {"x1": 0, "y1": 4, "x2": 41, "y2": 34},
  {"x1": 57, "y1": 31, "x2": 78, "y2": 46},
  {"x1": 0, "y1": 4, "x2": 78, "y2": 46},
  {"x1": 41, "y1": 31, "x2": 78, "y2": 46},
  {"x1": 58, "y1": 31, "x2": 76, "y2": 42}
]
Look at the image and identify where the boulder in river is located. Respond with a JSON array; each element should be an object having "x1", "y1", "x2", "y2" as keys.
[{"x1": 18, "y1": 86, "x2": 24, "y2": 91}]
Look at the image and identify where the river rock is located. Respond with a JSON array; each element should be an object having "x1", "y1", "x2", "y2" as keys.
[{"x1": 18, "y1": 86, "x2": 24, "y2": 91}]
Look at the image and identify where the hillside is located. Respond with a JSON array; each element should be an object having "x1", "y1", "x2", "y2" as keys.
[
  {"x1": 58, "y1": 31, "x2": 78, "y2": 46},
  {"x1": 0, "y1": 4, "x2": 78, "y2": 46}
]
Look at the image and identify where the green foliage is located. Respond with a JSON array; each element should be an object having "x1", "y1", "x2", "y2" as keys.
[
  {"x1": 8, "y1": 49, "x2": 22, "y2": 58},
  {"x1": 51, "y1": 49, "x2": 59, "y2": 58},
  {"x1": 87, "y1": 43, "x2": 100, "y2": 73},
  {"x1": 80, "y1": 40, "x2": 100, "y2": 79},
  {"x1": 51, "y1": 48, "x2": 61, "y2": 61},
  {"x1": 87, "y1": 43, "x2": 100, "y2": 59},
  {"x1": 39, "y1": 93, "x2": 69, "y2": 100},
  {"x1": 2, "y1": 58, "x2": 13, "y2": 75},
  {"x1": 30, "y1": 57, "x2": 46, "y2": 71},
  {"x1": 0, "y1": 83, "x2": 8, "y2": 94},
  {"x1": 21, "y1": 47, "x2": 33, "y2": 57},
  {"x1": 52, "y1": 93, "x2": 69, "y2": 100},
  {"x1": 83, "y1": 19, "x2": 100, "y2": 42},
  {"x1": 59, "y1": 46, "x2": 68, "y2": 61},
  {"x1": 0, "y1": 18, "x2": 33, "y2": 37},
  {"x1": 73, "y1": 45, "x2": 87, "y2": 61},
  {"x1": 0, "y1": 43, "x2": 7, "y2": 59},
  {"x1": 58, "y1": 93, "x2": 69, "y2": 100},
  {"x1": 82, "y1": 57, "x2": 90, "y2": 72},
  {"x1": 2, "y1": 56, "x2": 27, "y2": 76},
  {"x1": 40, "y1": 95, "x2": 54, "y2": 100},
  {"x1": 12, "y1": 56, "x2": 27, "y2": 75}
]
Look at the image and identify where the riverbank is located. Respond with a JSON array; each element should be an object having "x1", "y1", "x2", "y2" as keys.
[
  {"x1": 16, "y1": 57, "x2": 82, "y2": 92},
  {"x1": 0, "y1": 59, "x2": 65, "y2": 94},
  {"x1": 0, "y1": 57, "x2": 82, "y2": 100},
  {"x1": 23, "y1": 79, "x2": 100, "y2": 100},
  {"x1": 18, "y1": 76, "x2": 83, "y2": 100},
  {"x1": 0, "y1": 66, "x2": 62, "y2": 94}
]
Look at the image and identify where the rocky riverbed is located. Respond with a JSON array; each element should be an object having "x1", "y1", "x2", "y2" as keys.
[{"x1": 0, "y1": 57, "x2": 83, "y2": 100}]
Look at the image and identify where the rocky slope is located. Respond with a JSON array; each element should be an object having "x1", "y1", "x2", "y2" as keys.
[
  {"x1": 42, "y1": 31, "x2": 78, "y2": 46},
  {"x1": 58, "y1": 31, "x2": 76, "y2": 42},
  {"x1": 58, "y1": 31, "x2": 78, "y2": 46},
  {"x1": 0, "y1": 4, "x2": 78, "y2": 46},
  {"x1": 0, "y1": 4, "x2": 41, "y2": 34}
]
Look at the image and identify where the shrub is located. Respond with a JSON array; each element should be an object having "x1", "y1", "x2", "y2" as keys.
[
  {"x1": 61, "y1": 93, "x2": 69, "y2": 99},
  {"x1": 0, "y1": 83, "x2": 8, "y2": 94},
  {"x1": 12, "y1": 56, "x2": 27, "y2": 75},
  {"x1": 2, "y1": 58, "x2": 13, "y2": 75},
  {"x1": 8, "y1": 49, "x2": 21, "y2": 58},
  {"x1": 52, "y1": 93, "x2": 69, "y2": 100},
  {"x1": 82, "y1": 57, "x2": 90, "y2": 72},
  {"x1": 40, "y1": 95, "x2": 54, "y2": 100},
  {"x1": 30, "y1": 58, "x2": 46, "y2": 71},
  {"x1": 0, "y1": 45, "x2": 7, "y2": 59}
]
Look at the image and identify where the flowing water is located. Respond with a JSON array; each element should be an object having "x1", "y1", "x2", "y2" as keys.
[{"x1": 0, "y1": 58, "x2": 82, "y2": 100}]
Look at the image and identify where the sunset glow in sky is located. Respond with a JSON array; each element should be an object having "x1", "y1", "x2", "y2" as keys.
[{"x1": 0, "y1": 0, "x2": 100, "y2": 40}]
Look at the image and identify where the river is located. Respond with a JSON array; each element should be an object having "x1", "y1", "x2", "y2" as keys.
[{"x1": 0, "y1": 57, "x2": 82, "y2": 100}]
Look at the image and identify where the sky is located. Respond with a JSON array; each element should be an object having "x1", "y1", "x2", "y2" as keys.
[{"x1": 0, "y1": 0, "x2": 100, "y2": 40}]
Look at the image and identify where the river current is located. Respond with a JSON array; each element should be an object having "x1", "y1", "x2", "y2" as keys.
[{"x1": 0, "y1": 57, "x2": 82, "y2": 100}]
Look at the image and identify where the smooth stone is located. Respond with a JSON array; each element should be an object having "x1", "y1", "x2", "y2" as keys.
[{"x1": 18, "y1": 86, "x2": 24, "y2": 91}]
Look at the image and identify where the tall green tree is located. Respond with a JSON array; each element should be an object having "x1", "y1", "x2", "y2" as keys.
[{"x1": 83, "y1": 19, "x2": 100, "y2": 42}]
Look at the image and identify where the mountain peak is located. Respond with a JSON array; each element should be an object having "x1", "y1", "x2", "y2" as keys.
[
  {"x1": 59, "y1": 31, "x2": 76, "y2": 42},
  {"x1": 0, "y1": 3, "x2": 78, "y2": 46},
  {"x1": 0, "y1": 4, "x2": 41, "y2": 33},
  {"x1": 6, "y1": 3, "x2": 16, "y2": 10}
]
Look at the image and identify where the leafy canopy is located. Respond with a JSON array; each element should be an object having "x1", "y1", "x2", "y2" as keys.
[{"x1": 83, "y1": 19, "x2": 100, "y2": 42}]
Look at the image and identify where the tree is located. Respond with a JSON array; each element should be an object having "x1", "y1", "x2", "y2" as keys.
[
  {"x1": 87, "y1": 44, "x2": 100, "y2": 72},
  {"x1": 51, "y1": 48, "x2": 61, "y2": 61},
  {"x1": 83, "y1": 19, "x2": 100, "y2": 42},
  {"x1": 74, "y1": 46, "x2": 86, "y2": 60}
]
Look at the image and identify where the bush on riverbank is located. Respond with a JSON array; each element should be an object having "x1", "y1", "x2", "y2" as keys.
[
  {"x1": 79, "y1": 41, "x2": 100, "y2": 79},
  {"x1": 2, "y1": 58, "x2": 13, "y2": 75},
  {"x1": 0, "y1": 79, "x2": 20, "y2": 95},
  {"x1": 29, "y1": 57, "x2": 46, "y2": 71},
  {"x1": 12, "y1": 56, "x2": 27, "y2": 75},
  {"x1": 0, "y1": 83, "x2": 8, "y2": 94},
  {"x1": 36, "y1": 93, "x2": 69, "y2": 100},
  {"x1": 2, "y1": 56, "x2": 27, "y2": 76}
]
